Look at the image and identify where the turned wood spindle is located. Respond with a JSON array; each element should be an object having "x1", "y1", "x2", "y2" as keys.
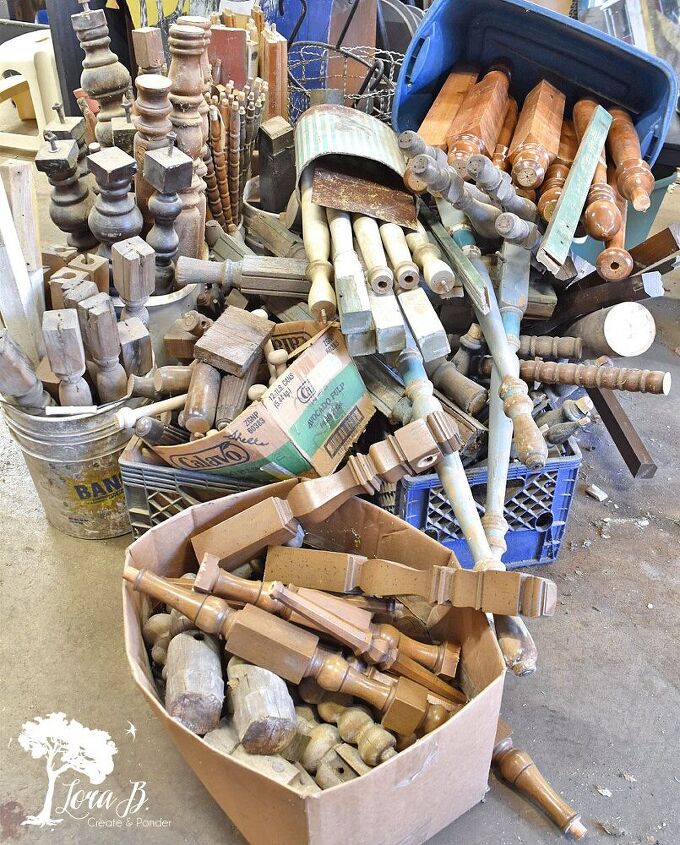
[
  {"x1": 42, "y1": 310, "x2": 92, "y2": 407},
  {"x1": 467, "y1": 154, "x2": 537, "y2": 222},
  {"x1": 144, "y1": 134, "x2": 194, "y2": 294},
  {"x1": 537, "y1": 119, "x2": 578, "y2": 223},
  {"x1": 493, "y1": 725, "x2": 587, "y2": 840},
  {"x1": 607, "y1": 107, "x2": 654, "y2": 212},
  {"x1": 184, "y1": 361, "x2": 221, "y2": 433},
  {"x1": 405, "y1": 222, "x2": 456, "y2": 296},
  {"x1": 35, "y1": 132, "x2": 94, "y2": 253},
  {"x1": 87, "y1": 147, "x2": 143, "y2": 265},
  {"x1": 168, "y1": 24, "x2": 208, "y2": 260},
  {"x1": 0, "y1": 330, "x2": 52, "y2": 409},
  {"x1": 124, "y1": 566, "x2": 450, "y2": 739},
  {"x1": 71, "y1": 0, "x2": 131, "y2": 148},
  {"x1": 446, "y1": 64, "x2": 511, "y2": 177},
  {"x1": 508, "y1": 79, "x2": 565, "y2": 189},
  {"x1": 596, "y1": 166, "x2": 634, "y2": 281},
  {"x1": 134, "y1": 74, "x2": 173, "y2": 234},
  {"x1": 229, "y1": 102, "x2": 242, "y2": 226},
  {"x1": 83, "y1": 294, "x2": 128, "y2": 402},
  {"x1": 209, "y1": 105, "x2": 232, "y2": 228},
  {"x1": 573, "y1": 98, "x2": 622, "y2": 242},
  {"x1": 379, "y1": 223, "x2": 420, "y2": 290},
  {"x1": 352, "y1": 214, "x2": 394, "y2": 294},
  {"x1": 111, "y1": 236, "x2": 156, "y2": 325},
  {"x1": 301, "y1": 167, "x2": 336, "y2": 321},
  {"x1": 491, "y1": 97, "x2": 519, "y2": 172}
]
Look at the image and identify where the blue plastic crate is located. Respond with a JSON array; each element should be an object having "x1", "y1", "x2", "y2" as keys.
[
  {"x1": 394, "y1": 441, "x2": 582, "y2": 569},
  {"x1": 393, "y1": 0, "x2": 678, "y2": 166}
]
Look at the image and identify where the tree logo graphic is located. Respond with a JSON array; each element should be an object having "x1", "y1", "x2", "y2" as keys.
[{"x1": 18, "y1": 713, "x2": 117, "y2": 827}]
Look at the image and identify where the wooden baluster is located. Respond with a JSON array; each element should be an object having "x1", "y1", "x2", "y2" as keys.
[
  {"x1": 301, "y1": 167, "x2": 336, "y2": 321},
  {"x1": 124, "y1": 566, "x2": 451, "y2": 739},
  {"x1": 446, "y1": 64, "x2": 511, "y2": 177},
  {"x1": 111, "y1": 236, "x2": 156, "y2": 326},
  {"x1": 229, "y1": 101, "x2": 242, "y2": 226},
  {"x1": 209, "y1": 106, "x2": 232, "y2": 228},
  {"x1": 134, "y1": 74, "x2": 174, "y2": 235},
  {"x1": 71, "y1": 0, "x2": 131, "y2": 148},
  {"x1": 596, "y1": 166, "x2": 634, "y2": 281},
  {"x1": 83, "y1": 294, "x2": 128, "y2": 402},
  {"x1": 184, "y1": 361, "x2": 221, "y2": 433},
  {"x1": 379, "y1": 223, "x2": 420, "y2": 290},
  {"x1": 537, "y1": 119, "x2": 577, "y2": 223},
  {"x1": 35, "y1": 133, "x2": 94, "y2": 253},
  {"x1": 168, "y1": 24, "x2": 208, "y2": 260},
  {"x1": 573, "y1": 99, "x2": 622, "y2": 241},
  {"x1": 87, "y1": 147, "x2": 142, "y2": 266},
  {"x1": 491, "y1": 97, "x2": 518, "y2": 172},
  {"x1": 405, "y1": 222, "x2": 457, "y2": 296},
  {"x1": 607, "y1": 107, "x2": 654, "y2": 212},
  {"x1": 144, "y1": 134, "x2": 194, "y2": 294},
  {"x1": 42, "y1": 310, "x2": 92, "y2": 406},
  {"x1": 508, "y1": 80, "x2": 565, "y2": 190},
  {"x1": 417, "y1": 65, "x2": 479, "y2": 150}
]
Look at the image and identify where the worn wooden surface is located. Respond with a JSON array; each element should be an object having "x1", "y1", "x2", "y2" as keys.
[{"x1": 193, "y1": 307, "x2": 274, "y2": 376}]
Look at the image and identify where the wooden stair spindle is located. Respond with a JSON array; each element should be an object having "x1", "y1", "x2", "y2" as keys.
[
  {"x1": 446, "y1": 64, "x2": 512, "y2": 178},
  {"x1": 83, "y1": 294, "x2": 128, "y2": 403},
  {"x1": 124, "y1": 566, "x2": 450, "y2": 739},
  {"x1": 111, "y1": 236, "x2": 156, "y2": 326},
  {"x1": 493, "y1": 722, "x2": 587, "y2": 840},
  {"x1": 228, "y1": 101, "x2": 242, "y2": 226},
  {"x1": 42, "y1": 310, "x2": 92, "y2": 407},
  {"x1": 353, "y1": 215, "x2": 395, "y2": 294},
  {"x1": 405, "y1": 222, "x2": 456, "y2": 296},
  {"x1": 35, "y1": 132, "x2": 95, "y2": 254},
  {"x1": 467, "y1": 154, "x2": 537, "y2": 222},
  {"x1": 87, "y1": 147, "x2": 143, "y2": 266},
  {"x1": 209, "y1": 105, "x2": 232, "y2": 228},
  {"x1": 379, "y1": 223, "x2": 420, "y2": 290},
  {"x1": 184, "y1": 361, "x2": 221, "y2": 433},
  {"x1": 508, "y1": 79, "x2": 565, "y2": 190},
  {"x1": 607, "y1": 107, "x2": 654, "y2": 212},
  {"x1": 537, "y1": 119, "x2": 578, "y2": 223},
  {"x1": 300, "y1": 167, "x2": 336, "y2": 321},
  {"x1": 143, "y1": 134, "x2": 194, "y2": 294},
  {"x1": 71, "y1": 0, "x2": 131, "y2": 148},
  {"x1": 491, "y1": 97, "x2": 519, "y2": 172},
  {"x1": 168, "y1": 24, "x2": 208, "y2": 260},
  {"x1": 573, "y1": 98, "x2": 622, "y2": 242},
  {"x1": 134, "y1": 74, "x2": 174, "y2": 235},
  {"x1": 596, "y1": 166, "x2": 634, "y2": 281}
]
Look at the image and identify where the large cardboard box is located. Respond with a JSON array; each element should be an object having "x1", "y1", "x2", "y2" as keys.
[{"x1": 123, "y1": 485, "x2": 506, "y2": 845}]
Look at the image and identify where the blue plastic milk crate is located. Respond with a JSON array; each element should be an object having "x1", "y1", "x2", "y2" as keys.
[{"x1": 394, "y1": 440, "x2": 582, "y2": 569}]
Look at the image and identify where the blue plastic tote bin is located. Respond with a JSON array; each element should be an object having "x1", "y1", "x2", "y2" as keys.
[{"x1": 393, "y1": 0, "x2": 677, "y2": 165}]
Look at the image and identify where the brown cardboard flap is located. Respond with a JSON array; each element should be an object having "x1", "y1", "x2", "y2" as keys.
[{"x1": 123, "y1": 492, "x2": 505, "y2": 845}]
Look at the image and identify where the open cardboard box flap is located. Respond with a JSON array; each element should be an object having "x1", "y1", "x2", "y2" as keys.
[{"x1": 123, "y1": 484, "x2": 505, "y2": 845}]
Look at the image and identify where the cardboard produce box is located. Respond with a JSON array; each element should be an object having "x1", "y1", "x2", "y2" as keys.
[
  {"x1": 123, "y1": 483, "x2": 506, "y2": 845},
  {"x1": 151, "y1": 327, "x2": 375, "y2": 482}
]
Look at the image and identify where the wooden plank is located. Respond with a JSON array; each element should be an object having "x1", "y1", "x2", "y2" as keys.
[
  {"x1": 0, "y1": 159, "x2": 44, "y2": 336},
  {"x1": 0, "y1": 178, "x2": 44, "y2": 365},
  {"x1": 537, "y1": 106, "x2": 612, "y2": 274},
  {"x1": 586, "y1": 387, "x2": 657, "y2": 478},
  {"x1": 193, "y1": 307, "x2": 275, "y2": 376},
  {"x1": 260, "y1": 25, "x2": 288, "y2": 120},
  {"x1": 209, "y1": 26, "x2": 248, "y2": 89}
]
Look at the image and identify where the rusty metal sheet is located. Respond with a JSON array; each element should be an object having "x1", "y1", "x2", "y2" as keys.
[{"x1": 311, "y1": 164, "x2": 418, "y2": 229}]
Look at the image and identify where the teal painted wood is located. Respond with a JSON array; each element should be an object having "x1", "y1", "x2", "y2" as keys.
[{"x1": 537, "y1": 106, "x2": 613, "y2": 274}]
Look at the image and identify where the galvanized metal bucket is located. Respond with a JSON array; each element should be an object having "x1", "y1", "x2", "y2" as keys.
[{"x1": 2, "y1": 401, "x2": 135, "y2": 539}]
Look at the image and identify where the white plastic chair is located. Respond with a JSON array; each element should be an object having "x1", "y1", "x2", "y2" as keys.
[{"x1": 0, "y1": 30, "x2": 61, "y2": 152}]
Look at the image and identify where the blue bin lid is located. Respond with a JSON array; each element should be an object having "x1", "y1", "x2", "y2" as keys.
[{"x1": 393, "y1": 0, "x2": 678, "y2": 166}]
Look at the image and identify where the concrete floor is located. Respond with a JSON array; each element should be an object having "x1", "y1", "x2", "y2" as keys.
[{"x1": 0, "y1": 104, "x2": 679, "y2": 845}]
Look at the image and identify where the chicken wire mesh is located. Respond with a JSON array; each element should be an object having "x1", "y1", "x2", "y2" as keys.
[{"x1": 287, "y1": 43, "x2": 404, "y2": 124}]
